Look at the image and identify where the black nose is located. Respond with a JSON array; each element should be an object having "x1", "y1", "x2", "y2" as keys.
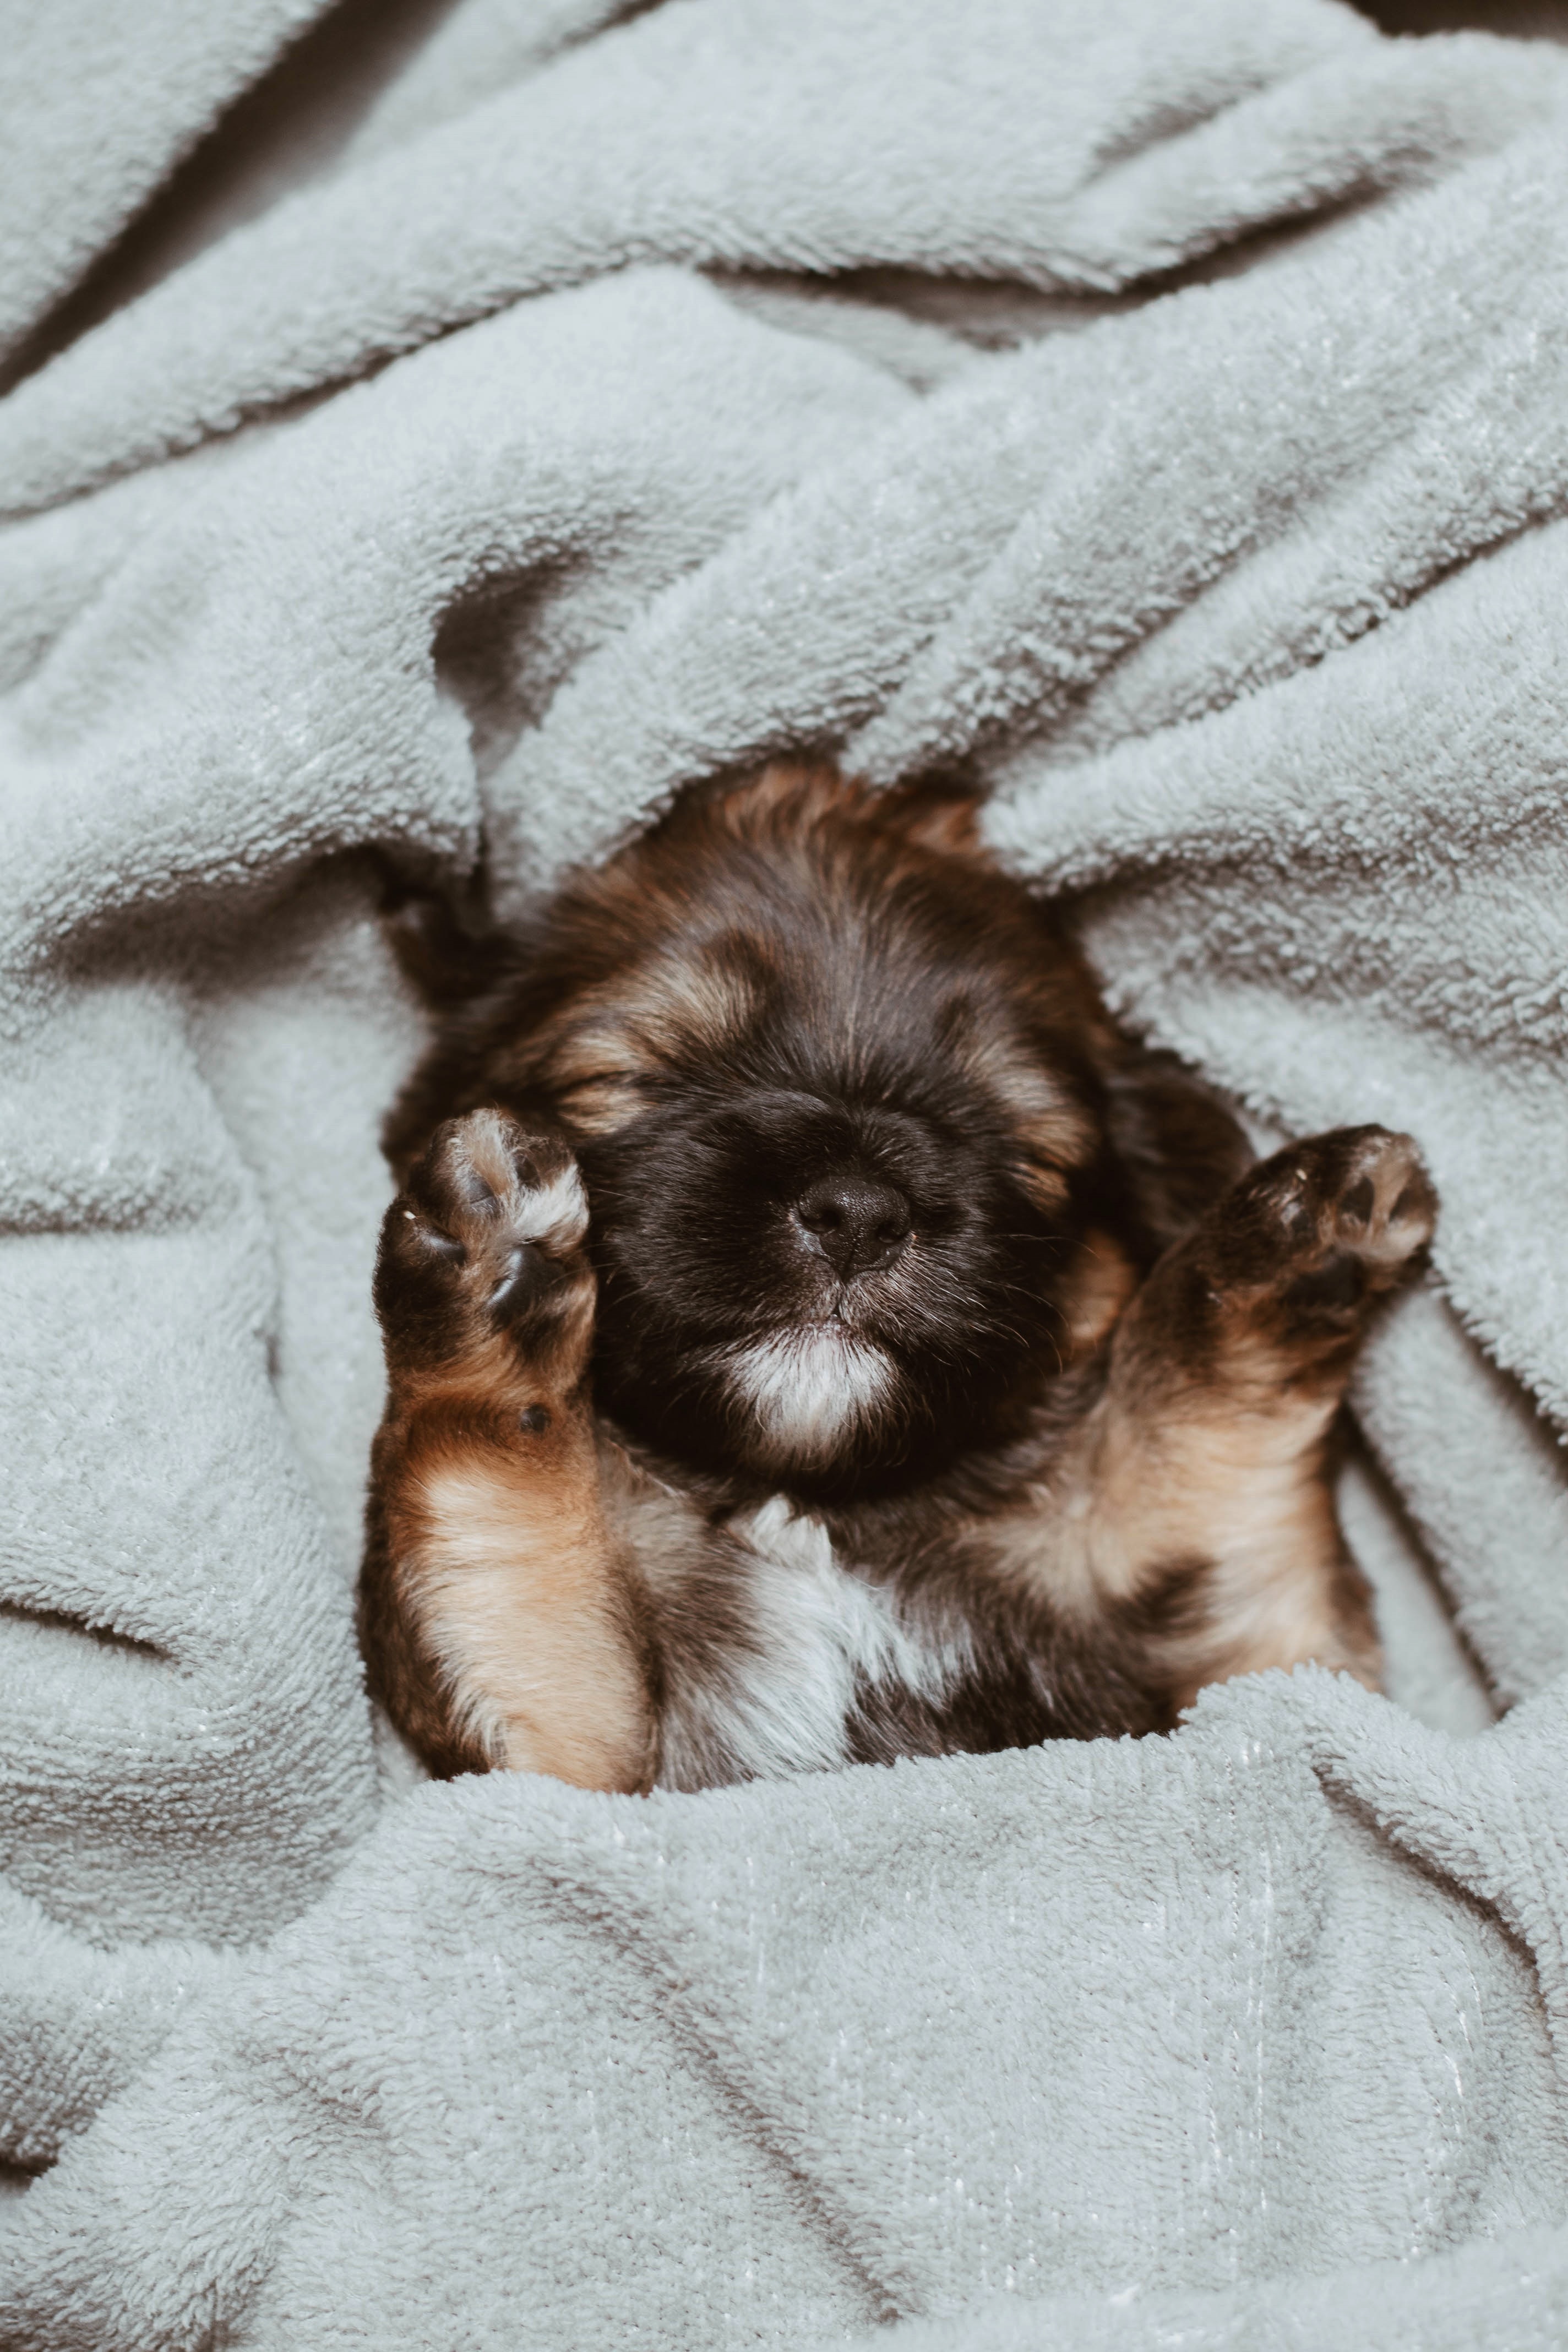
[{"x1": 794, "y1": 1170, "x2": 912, "y2": 1277}]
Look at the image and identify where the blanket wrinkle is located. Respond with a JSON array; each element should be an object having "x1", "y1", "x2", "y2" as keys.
[
  {"x1": 806, "y1": 2222, "x2": 1568, "y2": 2352},
  {"x1": 483, "y1": 106, "x2": 1568, "y2": 908},
  {"x1": 0, "y1": 0, "x2": 334, "y2": 364},
  {"x1": 5, "y1": 0, "x2": 1568, "y2": 2343},
  {"x1": 0, "y1": 271, "x2": 904, "y2": 988},
  {"x1": 1352, "y1": 1287, "x2": 1568, "y2": 1711},
  {"x1": 1331, "y1": 1448, "x2": 1494, "y2": 1738},
  {"x1": 981, "y1": 519, "x2": 1568, "y2": 1433},
  {"x1": 852, "y1": 126, "x2": 1568, "y2": 782},
  {"x1": 1238, "y1": 1667, "x2": 1568, "y2": 2115},
  {"x1": 335, "y1": 0, "x2": 646, "y2": 168},
  {"x1": 0, "y1": 0, "x2": 1546, "y2": 523},
  {"x1": 714, "y1": 275, "x2": 985, "y2": 395},
  {"x1": 971, "y1": 313, "x2": 1568, "y2": 776},
  {"x1": 491, "y1": 106, "x2": 1568, "y2": 903},
  {"x1": 0, "y1": 1882, "x2": 234, "y2": 2174},
  {"x1": 7, "y1": 1697, "x2": 1564, "y2": 2350},
  {"x1": 0, "y1": 977, "x2": 381, "y2": 1950}
]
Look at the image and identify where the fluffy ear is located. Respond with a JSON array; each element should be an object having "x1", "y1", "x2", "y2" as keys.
[{"x1": 1101, "y1": 1048, "x2": 1253, "y2": 1256}]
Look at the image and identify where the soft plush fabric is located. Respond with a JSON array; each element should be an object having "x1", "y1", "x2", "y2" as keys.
[
  {"x1": 2, "y1": 0, "x2": 1566, "y2": 2343},
  {"x1": 0, "y1": 0, "x2": 336, "y2": 362}
]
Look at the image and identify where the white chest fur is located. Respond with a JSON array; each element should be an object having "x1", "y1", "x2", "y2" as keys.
[{"x1": 654, "y1": 1493, "x2": 971, "y2": 1789}]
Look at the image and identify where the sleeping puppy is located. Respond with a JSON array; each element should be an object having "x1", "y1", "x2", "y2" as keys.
[{"x1": 361, "y1": 764, "x2": 1435, "y2": 1792}]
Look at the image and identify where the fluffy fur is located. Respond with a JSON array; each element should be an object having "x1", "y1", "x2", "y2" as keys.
[{"x1": 360, "y1": 765, "x2": 1435, "y2": 1790}]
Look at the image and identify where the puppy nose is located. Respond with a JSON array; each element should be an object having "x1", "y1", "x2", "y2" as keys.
[{"x1": 794, "y1": 1172, "x2": 912, "y2": 1276}]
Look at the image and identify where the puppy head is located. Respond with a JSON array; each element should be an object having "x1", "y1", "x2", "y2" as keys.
[{"x1": 406, "y1": 766, "x2": 1243, "y2": 1493}]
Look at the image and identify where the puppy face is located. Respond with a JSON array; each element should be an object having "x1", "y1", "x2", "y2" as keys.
[
  {"x1": 441, "y1": 769, "x2": 1135, "y2": 1490},
  {"x1": 389, "y1": 765, "x2": 1244, "y2": 1495}
]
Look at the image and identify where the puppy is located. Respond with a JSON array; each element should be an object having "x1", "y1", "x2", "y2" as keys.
[{"x1": 360, "y1": 764, "x2": 1434, "y2": 1792}]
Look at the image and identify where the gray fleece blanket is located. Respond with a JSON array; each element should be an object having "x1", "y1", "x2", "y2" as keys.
[{"x1": 3, "y1": 1, "x2": 1568, "y2": 2344}]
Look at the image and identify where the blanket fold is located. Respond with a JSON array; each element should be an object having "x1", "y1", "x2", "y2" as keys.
[
  {"x1": 0, "y1": 0, "x2": 335, "y2": 364},
  {"x1": 0, "y1": 3, "x2": 1555, "y2": 519},
  {"x1": 2, "y1": 1, "x2": 1567, "y2": 2344},
  {"x1": 7, "y1": 1673, "x2": 1568, "y2": 2350}
]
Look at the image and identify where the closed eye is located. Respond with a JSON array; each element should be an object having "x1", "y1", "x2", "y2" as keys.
[{"x1": 556, "y1": 1074, "x2": 643, "y2": 1134}]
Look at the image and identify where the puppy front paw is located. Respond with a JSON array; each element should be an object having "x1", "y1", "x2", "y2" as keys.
[
  {"x1": 1214, "y1": 1125, "x2": 1436, "y2": 1326},
  {"x1": 375, "y1": 1109, "x2": 595, "y2": 1377}
]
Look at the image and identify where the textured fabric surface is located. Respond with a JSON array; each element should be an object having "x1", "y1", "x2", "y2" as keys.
[
  {"x1": 0, "y1": 0, "x2": 335, "y2": 361},
  {"x1": 1, "y1": 1, "x2": 1566, "y2": 2344}
]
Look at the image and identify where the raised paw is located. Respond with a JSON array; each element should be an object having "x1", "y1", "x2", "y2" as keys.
[
  {"x1": 374, "y1": 1109, "x2": 594, "y2": 1384},
  {"x1": 1211, "y1": 1125, "x2": 1436, "y2": 1325}
]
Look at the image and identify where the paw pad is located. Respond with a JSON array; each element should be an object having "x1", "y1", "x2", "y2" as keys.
[
  {"x1": 381, "y1": 1109, "x2": 592, "y2": 1340},
  {"x1": 1224, "y1": 1125, "x2": 1436, "y2": 1317}
]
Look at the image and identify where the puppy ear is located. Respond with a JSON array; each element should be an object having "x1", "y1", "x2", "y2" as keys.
[{"x1": 1101, "y1": 1048, "x2": 1253, "y2": 1255}]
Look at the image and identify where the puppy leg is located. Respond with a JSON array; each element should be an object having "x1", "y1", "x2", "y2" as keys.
[
  {"x1": 359, "y1": 1109, "x2": 655, "y2": 1789},
  {"x1": 1055, "y1": 1126, "x2": 1436, "y2": 1709}
]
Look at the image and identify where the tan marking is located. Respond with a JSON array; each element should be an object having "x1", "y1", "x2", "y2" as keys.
[
  {"x1": 1166, "y1": 1530, "x2": 1380, "y2": 1711},
  {"x1": 545, "y1": 1015, "x2": 657, "y2": 1093},
  {"x1": 1003, "y1": 1196, "x2": 1386, "y2": 1698},
  {"x1": 551, "y1": 1066, "x2": 647, "y2": 1137},
  {"x1": 1096, "y1": 1380, "x2": 1340, "y2": 1607},
  {"x1": 405, "y1": 1417, "x2": 652, "y2": 1792},
  {"x1": 714, "y1": 760, "x2": 844, "y2": 830},
  {"x1": 1058, "y1": 1229, "x2": 1138, "y2": 1360},
  {"x1": 940, "y1": 1005, "x2": 1094, "y2": 1210},
  {"x1": 642, "y1": 943, "x2": 763, "y2": 1056},
  {"x1": 987, "y1": 1359, "x2": 1375, "y2": 1709},
  {"x1": 1012, "y1": 1088, "x2": 1095, "y2": 1180},
  {"x1": 1014, "y1": 1161, "x2": 1071, "y2": 1212},
  {"x1": 709, "y1": 765, "x2": 995, "y2": 915},
  {"x1": 882, "y1": 790, "x2": 985, "y2": 861},
  {"x1": 544, "y1": 949, "x2": 764, "y2": 1135}
]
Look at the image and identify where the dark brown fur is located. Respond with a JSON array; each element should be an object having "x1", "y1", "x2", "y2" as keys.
[{"x1": 360, "y1": 766, "x2": 1434, "y2": 1790}]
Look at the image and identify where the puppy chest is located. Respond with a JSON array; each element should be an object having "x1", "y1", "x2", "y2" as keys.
[{"x1": 641, "y1": 1493, "x2": 972, "y2": 1789}]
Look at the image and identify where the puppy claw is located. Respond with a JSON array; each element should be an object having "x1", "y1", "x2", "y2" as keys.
[
  {"x1": 404, "y1": 1213, "x2": 465, "y2": 1264},
  {"x1": 488, "y1": 1244, "x2": 533, "y2": 1311}
]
